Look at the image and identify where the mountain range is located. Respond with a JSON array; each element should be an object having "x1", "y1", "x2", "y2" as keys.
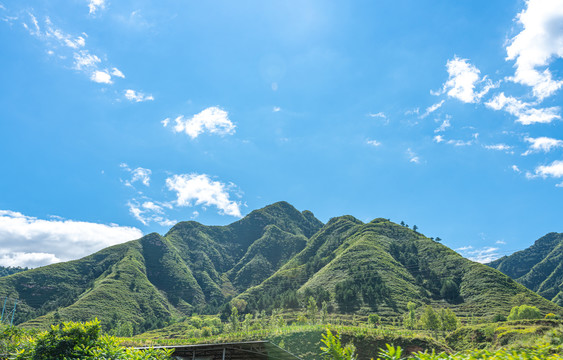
[
  {"x1": 488, "y1": 232, "x2": 563, "y2": 306},
  {"x1": 0, "y1": 202, "x2": 559, "y2": 332}
]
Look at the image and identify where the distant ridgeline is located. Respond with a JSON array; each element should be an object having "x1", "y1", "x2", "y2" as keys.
[
  {"x1": 0, "y1": 266, "x2": 28, "y2": 278},
  {"x1": 0, "y1": 201, "x2": 559, "y2": 333},
  {"x1": 488, "y1": 232, "x2": 563, "y2": 306}
]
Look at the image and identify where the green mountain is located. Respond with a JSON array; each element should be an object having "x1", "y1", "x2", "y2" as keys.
[
  {"x1": 0, "y1": 202, "x2": 321, "y2": 330},
  {"x1": 237, "y1": 217, "x2": 561, "y2": 318},
  {"x1": 0, "y1": 202, "x2": 559, "y2": 332},
  {"x1": 488, "y1": 232, "x2": 563, "y2": 306}
]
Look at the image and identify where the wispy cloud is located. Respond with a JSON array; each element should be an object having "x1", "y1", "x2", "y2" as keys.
[
  {"x1": 124, "y1": 89, "x2": 154, "y2": 102},
  {"x1": 434, "y1": 115, "x2": 451, "y2": 132},
  {"x1": 421, "y1": 100, "x2": 444, "y2": 119},
  {"x1": 273, "y1": 106, "x2": 281, "y2": 112},
  {"x1": 522, "y1": 136, "x2": 563, "y2": 156},
  {"x1": 455, "y1": 245, "x2": 500, "y2": 263},
  {"x1": 366, "y1": 139, "x2": 381, "y2": 147},
  {"x1": 406, "y1": 148, "x2": 420, "y2": 164},
  {"x1": 169, "y1": 107, "x2": 236, "y2": 139},
  {"x1": 484, "y1": 144, "x2": 512, "y2": 151},
  {"x1": 0, "y1": 210, "x2": 142, "y2": 267},
  {"x1": 505, "y1": 0, "x2": 563, "y2": 100},
  {"x1": 17, "y1": 12, "x2": 126, "y2": 86},
  {"x1": 127, "y1": 200, "x2": 175, "y2": 227},
  {"x1": 512, "y1": 165, "x2": 522, "y2": 173},
  {"x1": 166, "y1": 173, "x2": 242, "y2": 217},
  {"x1": 120, "y1": 163, "x2": 152, "y2": 187},
  {"x1": 485, "y1": 92, "x2": 560, "y2": 125}
]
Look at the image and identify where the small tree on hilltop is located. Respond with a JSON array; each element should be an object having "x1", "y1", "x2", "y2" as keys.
[{"x1": 413, "y1": 225, "x2": 418, "y2": 232}]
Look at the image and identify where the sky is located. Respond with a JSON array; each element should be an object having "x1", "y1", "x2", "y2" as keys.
[{"x1": 1, "y1": 0, "x2": 562, "y2": 267}]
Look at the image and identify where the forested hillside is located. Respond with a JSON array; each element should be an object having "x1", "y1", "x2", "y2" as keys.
[
  {"x1": 0, "y1": 202, "x2": 559, "y2": 334},
  {"x1": 488, "y1": 232, "x2": 563, "y2": 305}
]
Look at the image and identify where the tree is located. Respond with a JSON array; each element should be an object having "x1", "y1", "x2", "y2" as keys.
[
  {"x1": 440, "y1": 279, "x2": 460, "y2": 303},
  {"x1": 400, "y1": 221, "x2": 405, "y2": 227},
  {"x1": 413, "y1": 225, "x2": 418, "y2": 232},
  {"x1": 229, "y1": 306, "x2": 240, "y2": 332},
  {"x1": 320, "y1": 329, "x2": 356, "y2": 360},
  {"x1": 321, "y1": 301, "x2": 329, "y2": 324},
  {"x1": 439, "y1": 308, "x2": 459, "y2": 332},
  {"x1": 403, "y1": 302, "x2": 417, "y2": 329},
  {"x1": 368, "y1": 313, "x2": 380, "y2": 327},
  {"x1": 435, "y1": 237, "x2": 442, "y2": 242},
  {"x1": 420, "y1": 306, "x2": 440, "y2": 335},
  {"x1": 507, "y1": 304, "x2": 542, "y2": 321},
  {"x1": 307, "y1": 296, "x2": 318, "y2": 325}
]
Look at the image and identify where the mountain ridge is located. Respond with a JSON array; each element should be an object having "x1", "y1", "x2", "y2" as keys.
[{"x1": 0, "y1": 202, "x2": 559, "y2": 333}]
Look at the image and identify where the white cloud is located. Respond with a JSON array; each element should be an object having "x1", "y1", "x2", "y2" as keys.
[
  {"x1": 166, "y1": 173, "x2": 242, "y2": 217},
  {"x1": 73, "y1": 50, "x2": 101, "y2": 70},
  {"x1": 90, "y1": 70, "x2": 112, "y2": 84},
  {"x1": 16, "y1": 14, "x2": 123, "y2": 86},
  {"x1": 530, "y1": 160, "x2": 563, "y2": 179},
  {"x1": 496, "y1": 240, "x2": 507, "y2": 245},
  {"x1": 120, "y1": 163, "x2": 151, "y2": 187},
  {"x1": 485, "y1": 92, "x2": 560, "y2": 125},
  {"x1": 88, "y1": 0, "x2": 106, "y2": 14},
  {"x1": 522, "y1": 136, "x2": 563, "y2": 155},
  {"x1": 127, "y1": 200, "x2": 175, "y2": 227},
  {"x1": 421, "y1": 100, "x2": 445, "y2": 119},
  {"x1": 433, "y1": 135, "x2": 444, "y2": 143},
  {"x1": 0, "y1": 210, "x2": 142, "y2": 268},
  {"x1": 505, "y1": 0, "x2": 563, "y2": 99},
  {"x1": 447, "y1": 139, "x2": 473, "y2": 146},
  {"x1": 484, "y1": 144, "x2": 512, "y2": 151},
  {"x1": 124, "y1": 89, "x2": 154, "y2": 102},
  {"x1": 406, "y1": 148, "x2": 420, "y2": 164},
  {"x1": 455, "y1": 245, "x2": 500, "y2": 263},
  {"x1": 161, "y1": 118, "x2": 170, "y2": 127},
  {"x1": 171, "y1": 107, "x2": 235, "y2": 139},
  {"x1": 273, "y1": 106, "x2": 281, "y2": 112},
  {"x1": 439, "y1": 57, "x2": 496, "y2": 103},
  {"x1": 512, "y1": 164, "x2": 522, "y2": 173},
  {"x1": 434, "y1": 115, "x2": 451, "y2": 132},
  {"x1": 366, "y1": 139, "x2": 381, "y2": 147},
  {"x1": 368, "y1": 112, "x2": 386, "y2": 119},
  {"x1": 111, "y1": 68, "x2": 125, "y2": 78}
]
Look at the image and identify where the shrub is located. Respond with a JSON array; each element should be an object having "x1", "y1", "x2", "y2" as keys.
[{"x1": 507, "y1": 305, "x2": 542, "y2": 321}]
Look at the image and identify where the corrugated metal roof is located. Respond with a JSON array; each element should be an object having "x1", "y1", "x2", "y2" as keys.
[{"x1": 136, "y1": 340, "x2": 302, "y2": 360}]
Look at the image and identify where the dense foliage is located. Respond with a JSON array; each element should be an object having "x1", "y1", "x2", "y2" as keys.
[{"x1": 4, "y1": 319, "x2": 172, "y2": 359}]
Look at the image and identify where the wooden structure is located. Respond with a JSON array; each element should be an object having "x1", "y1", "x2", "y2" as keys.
[{"x1": 137, "y1": 341, "x2": 302, "y2": 360}]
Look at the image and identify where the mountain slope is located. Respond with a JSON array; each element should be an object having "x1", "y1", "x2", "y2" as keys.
[
  {"x1": 1, "y1": 203, "x2": 559, "y2": 332},
  {"x1": 0, "y1": 202, "x2": 323, "y2": 330},
  {"x1": 488, "y1": 232, "x2": 563, "y2": 305},
  {"x1": 238, "y1": 218, "x2": 561, "y2": 318}
]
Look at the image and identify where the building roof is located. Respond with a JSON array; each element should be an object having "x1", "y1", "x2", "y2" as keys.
[{"x1": 136, "y1": 340, "x2": 302, "y2": 360}]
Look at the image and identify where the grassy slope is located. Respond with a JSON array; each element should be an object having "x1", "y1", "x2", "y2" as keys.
[{"x1": 488, "y1": 233, "x2": 563, "y2": 305}]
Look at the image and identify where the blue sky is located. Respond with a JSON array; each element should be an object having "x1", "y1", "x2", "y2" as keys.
[{"x1": 1, "y1": 0, "x2": 562, "y2": 267}]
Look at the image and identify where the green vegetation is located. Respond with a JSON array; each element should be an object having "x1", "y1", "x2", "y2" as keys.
[
  {"x1": 1, "y1": 319, "x2": 171, "y2": 359},
  {"x1": 489, "y1": 232, "x2": 563, "y2": 305},
  {"x1": 0, "y1": 266, "x2": 28, "y2": 278},
  {"x1": 0, "y1": 201, "x2": 560, "y2": 360}
]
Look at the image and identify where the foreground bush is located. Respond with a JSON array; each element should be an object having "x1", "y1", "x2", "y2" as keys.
[
  {"x1": 13, "y1": 319, "x2": 172, "y2": 360},
  {"x1": 376, "y1": 344, "x2": 562, "y2": 359}
]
